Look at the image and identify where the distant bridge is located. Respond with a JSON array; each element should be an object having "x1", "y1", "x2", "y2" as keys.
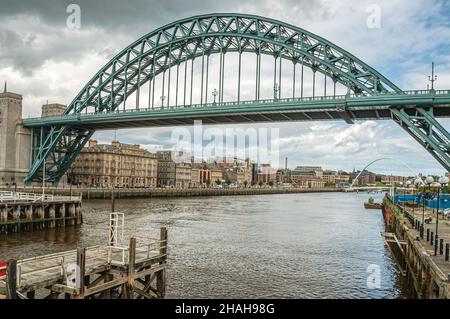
[{"x1": 22, "y1": 13, "x2": 450, "y2": 185}]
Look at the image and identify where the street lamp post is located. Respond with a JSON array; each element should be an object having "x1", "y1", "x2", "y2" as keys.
[
  {"x1": 435, "y1": 176, "x2": 449, "y2": 255},
  {"x1": 212, "y1": 89, "x2": 218, "y2": 104},
  {"x1": 406, "y1": 180, "x2": 413, "y2": 213},
  {"x1": 273, "y1": 84, "x2": 279, "y2": 100},
  {"x1": 415, "y1": 178, "x2": 424, "y2": 237},
  {"x1": 428, "y1": 61, "x2": 437, "y2": 92},
  {"x1": 424, "y1": 176, "x2": 434, "y2": 232}
]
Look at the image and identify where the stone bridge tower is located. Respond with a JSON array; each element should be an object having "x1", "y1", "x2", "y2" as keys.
[{"x1": 0, "y1": 82, "x2": 31, "y2": 186}]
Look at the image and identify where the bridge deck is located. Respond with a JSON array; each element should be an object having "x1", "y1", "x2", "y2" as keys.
[{"x1": 22, "y1": 90, "x2": 450, "y2": 130}]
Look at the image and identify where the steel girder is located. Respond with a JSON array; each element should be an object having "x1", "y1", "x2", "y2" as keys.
[
  {"x1": 24, "y1": 13, "x2": 406, "y2": 185},
  {"x1": 391, "y1": 106, "x2": 450, "y2": 171}
]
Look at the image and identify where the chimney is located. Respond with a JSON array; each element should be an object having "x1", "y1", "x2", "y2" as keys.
[{"x1": 88, "y1": 139, "x2": 98, "y2": 147}]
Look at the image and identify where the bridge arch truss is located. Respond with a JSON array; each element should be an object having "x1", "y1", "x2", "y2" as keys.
[{"x1": 23, "y1": 13, "x2": 450, "y2": 185}]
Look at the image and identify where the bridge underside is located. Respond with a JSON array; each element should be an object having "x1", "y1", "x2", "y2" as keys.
[{"x1": 36, "y1": 106, "x2": 450, "y2": 130}]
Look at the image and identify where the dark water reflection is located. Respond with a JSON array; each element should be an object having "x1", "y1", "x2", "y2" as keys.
[{"x1": 0, "y1": 192, "x2": 404, "y2": 298}]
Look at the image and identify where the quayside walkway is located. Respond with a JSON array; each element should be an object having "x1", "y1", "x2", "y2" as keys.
[{"x1": 383, "y1": 196, "x2": 450, "y2": 298}]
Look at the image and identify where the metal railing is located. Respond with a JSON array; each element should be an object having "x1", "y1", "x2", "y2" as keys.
[
  {"x1": 107, "y1": 239, "x2": 166, "y2": 266},
  {"x1": 0, "y1": 191, "x2": 81, "y2": 203},
  {"x1": 15, "y1": 246, "x2": 106, "y2": 287},
  {"x1": 23, "y1": 89, "x2": 450, "y2": 123}
]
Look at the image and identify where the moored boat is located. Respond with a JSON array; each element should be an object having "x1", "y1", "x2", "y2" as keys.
[{"x1": 364, "y1": 202, "x2": 383, "y2": 209}]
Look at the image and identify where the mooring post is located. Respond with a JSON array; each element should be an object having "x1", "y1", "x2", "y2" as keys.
[
  {"x1": 6, "y1": 259, "x2": 17, "y2": 299},
  {"x1": 434, "y1": 235, "x2": 439, "y2": 256}
]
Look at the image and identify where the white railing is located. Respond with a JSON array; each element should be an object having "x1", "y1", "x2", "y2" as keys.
[
  {"x1": 107, "y1": 240, "x2": 165, "y2": 266},
  {"x1": 15, "y1": 246, "x2": 106, "y2": 287},
  {"x1": 0, "y1": 191, "x2": 81, "y2": 203}
]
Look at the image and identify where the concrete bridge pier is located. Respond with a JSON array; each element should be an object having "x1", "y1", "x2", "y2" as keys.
[
  {"x1": 75, "y1": 203, "x2": 82, "y2": 225},
  {"x1": 59, "y1": 204, "x2": 66, "y2": 227},
  {"x1": 36, "y1": 206, "x2": 44, "y2": 230},
  {"x1": 25, "y1": 205, "x2": 33, "y2": 231},
  {"x1": 0, "y1": 207, "x2": 8, "y2": 234},
  {"x1": 25, "y1": 205, "x2": 33, "y2": 220},
  {"x1": 12, "y1": 205, "x2": 21, "y2": 233},
  {"x1": 48, "y1": 205, "x2": 56, "y2": 228},
  {"x1": 68, "y1": 204, "x2": 76, "y2": 226}
]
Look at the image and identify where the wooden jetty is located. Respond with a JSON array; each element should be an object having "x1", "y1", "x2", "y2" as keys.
[
  {"x1": 0, "y1": 214, "x2": 167, "y2": 299},
  {"x1": 0, "y1": 191, "x2": 83, "y2": 234}
]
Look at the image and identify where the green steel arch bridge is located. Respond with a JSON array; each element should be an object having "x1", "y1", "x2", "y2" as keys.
[{"x1": 22, "y1": 13, "x2": 450, "y2": 185}]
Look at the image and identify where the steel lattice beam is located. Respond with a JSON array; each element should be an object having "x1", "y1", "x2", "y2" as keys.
[{"x1": 391, "y1": 106, "x2": 450, "y2": 171}]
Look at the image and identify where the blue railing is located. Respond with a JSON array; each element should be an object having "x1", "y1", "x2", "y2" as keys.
[{"x1": 393, "y1": 193, "x2": 450, "y2": 210}]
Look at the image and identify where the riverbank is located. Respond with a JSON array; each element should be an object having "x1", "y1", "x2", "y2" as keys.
[
  {"x1": 2, "y1": 186, "x2": 342, "y2": 199},
  {"x1": 382, "y1": 196, "x2": 450, "y2": 298}
]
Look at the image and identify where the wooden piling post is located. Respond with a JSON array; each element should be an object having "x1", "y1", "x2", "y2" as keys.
[
  {"x1": 6, "y1": 260, "x2": 17, "y2": 299},
  {"x1": 160, "y1": 227, "x2": 168, "y2": 256},
  {"x1": 76, "y1": 247, "x2": 86, "y2": 298},
  {"x1": 127, "y1": 237, "x2": 136, "y2": 299},
  {"x1": 156, "y1": 227, "x2": 168, "y2": 298},
  {"x1": 111, "y1": 191, "x2": 115, "y2": 213}
]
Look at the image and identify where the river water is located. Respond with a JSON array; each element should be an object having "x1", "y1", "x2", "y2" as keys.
[{"x1": 0, "y1": 192, "x2": 405, "y2": 298}]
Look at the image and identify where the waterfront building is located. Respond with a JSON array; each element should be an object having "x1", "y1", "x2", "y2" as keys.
[
  {"x1": 257, "y1": 164, "x2": 277, "y2": 184},
  {"x1": 352, "y1": 170, "x2": 376, "y2": 185},
  {"x1": 0, "y1": 85, "x2": 30, "y2": 186},
  {"x1": 69, "y1": 140, "x2": 158, "y2": 187},
  {"x1": 335, "y1": 175, "x2": 350, "y2": 187},
  {"x1": 211, "y1": 168, "x2": 223, "y2": 184},
  {"x1": 190, "y1": 163, "x2": 212, "y2": 187},
  {"x1": 175, "y1": 162, "x2": 191, "y2": 188},
  {"x1": 380, "y1": 174, "x2": 407, "y2": 185},
  {"x1": 156, "y1": 151, "x2": 176, "y2": 187},
  {"x1": 323, "y1": 170, "x2": 337, "y2": 182},
  {"x1": 293, "y1": 166, "x2": 323, "y2": 178},
  {"x1": 190, "y1": 167, "x2": 200, "y2": 188},
  {"x1": 251, "y1": 163, "x2": 258, "y2": 185},
  {"x1": 291, "y1": 175, "x2": 325, "y2": 188}
]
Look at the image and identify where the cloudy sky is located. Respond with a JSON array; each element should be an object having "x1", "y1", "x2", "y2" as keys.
[{"x1": 1, "y1": 0, "x2": 450, "y2": 175}]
